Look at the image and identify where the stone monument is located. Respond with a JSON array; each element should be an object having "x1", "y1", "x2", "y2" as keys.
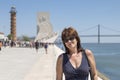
[{"x1": 35, "y1": 12, "x2": 53, "y2": 41}]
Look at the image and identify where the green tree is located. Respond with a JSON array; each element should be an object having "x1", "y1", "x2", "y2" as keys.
[
  {"x1": 22, "y1": 35, "x2": 30, "y2": 41},
  {"x1": 7, "y1": 34, "x2": 13, "y2": 40}
]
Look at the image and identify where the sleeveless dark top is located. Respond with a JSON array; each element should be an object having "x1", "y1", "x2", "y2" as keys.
[{"x1": 63, "y1": 51, "x2": 90, "y2": 80}]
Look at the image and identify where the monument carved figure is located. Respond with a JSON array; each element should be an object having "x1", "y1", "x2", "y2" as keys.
[{"x1": 35, "y1": 12, "x2": 53, "y2": 41}]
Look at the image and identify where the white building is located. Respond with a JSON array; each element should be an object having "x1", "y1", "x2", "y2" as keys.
[{"x1": 0, "y1": 32, "x2": 8, "y2": 41}]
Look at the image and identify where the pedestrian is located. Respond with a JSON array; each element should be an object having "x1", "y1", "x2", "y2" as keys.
[
  {"x1": 44, "y1": 43, "x2": 48, "y2": 54},
  {"x1": 56, "y1": 27, "x2": 98, "y2": 80},
  {"x1": 0, "y1": 41, "x2": 2, "y2": 51},
  {"x1": 35, "y1": 40, "x2": 39, "y2": 53},
  {"x1": 10, "y1": 40, "x2": 14, "y2": 47}
]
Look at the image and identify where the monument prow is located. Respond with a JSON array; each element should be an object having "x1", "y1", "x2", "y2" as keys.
[{"x1": 35, "y1": 12, "x2": 58, "y2": 42}]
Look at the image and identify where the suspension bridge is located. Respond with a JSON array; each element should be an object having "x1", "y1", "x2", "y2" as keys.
[
  {"x1": 79, "y1": 24, "x2": 120, "y2": 43},
  {"x1": 56, "y1": 24, "x2": 120, "y2": 43}
]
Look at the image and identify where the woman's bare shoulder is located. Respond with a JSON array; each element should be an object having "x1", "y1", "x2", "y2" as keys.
[
  {"x1": 84, "y1": 49, "x2": 93, "y2": 57},
  {"x1": 57, "y1": 53, "x2": 64, "y2": 61}
]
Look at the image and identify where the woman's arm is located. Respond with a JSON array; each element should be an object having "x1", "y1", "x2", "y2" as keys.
[
  {"x1": 56, "y1": 54, "x2": 63, "y2": 80},
  {"x1": 85, "y1": 49, "x2": 98, "y2": 80}
]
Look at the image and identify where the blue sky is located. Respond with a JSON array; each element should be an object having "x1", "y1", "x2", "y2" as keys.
[{"x1": 1, "y1": 0, "x2": 120, "y2": 42}]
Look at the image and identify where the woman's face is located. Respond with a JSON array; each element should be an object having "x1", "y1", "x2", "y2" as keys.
[{"x1": 64, "y1": 36, "x2": 77, "y2": 50}]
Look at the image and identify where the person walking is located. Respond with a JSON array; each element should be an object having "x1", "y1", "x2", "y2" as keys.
[
  {"x1": 35, "y1": 40, "x2": 39, "y2": 53},
  {"x1": 0, "y1": 41, "x2": 2, "y2": 51},
  {"x1": 56, "y1": 27, "x2": 98, "y2": 80},
  {"x1": 44, "y1": 43, "x2": 48, "y2": 54}
]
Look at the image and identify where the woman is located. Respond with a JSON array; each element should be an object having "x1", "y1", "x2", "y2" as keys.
[{"x1": 56, "y1": 27, "x2": 98, "y2": 80}]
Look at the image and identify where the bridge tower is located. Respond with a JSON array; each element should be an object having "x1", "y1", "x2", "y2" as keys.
[
  {"x1": 10, "y1": 6, "x2": 17, "y2": 41},
  {"x1": 98, "y1": 24, "x2": 100, "y2": 43}
]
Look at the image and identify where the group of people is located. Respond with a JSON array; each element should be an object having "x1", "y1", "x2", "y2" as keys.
[
  {"x1": 35, "y1": 40, "x2": 48, "y2": 54},
  {"x1": 56, "y1": 27, "x2": 98, "y2": 80},
  {"x1": 0, "y1": 39, "x2": 49, "y2": 54}
]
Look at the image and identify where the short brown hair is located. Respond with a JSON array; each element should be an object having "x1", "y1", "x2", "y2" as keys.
[{"x1": 61, "y1": 27, "x2": 83, "y2": 54}]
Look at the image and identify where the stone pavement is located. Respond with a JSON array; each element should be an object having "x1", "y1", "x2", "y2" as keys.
[
  {"x1": 0, "y1": 46, "x2": 51, "y2": 80},
  {"x1": 24, "y1": 45, "x2": 57, "y2": 80},
  {"x1": 0, "y1": 45, "x2": 63, "y2": 80}
]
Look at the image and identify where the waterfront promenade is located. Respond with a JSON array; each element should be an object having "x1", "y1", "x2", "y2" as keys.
[
  {"x1": 0, "y1": 45, "x2": 62, "y2": 80},
  {"x1": 0, "y1": 47, "x2": 44, "y2": 80},
  {"x1": 0, "y1": 45, "x2": 106, "y2": 80}
]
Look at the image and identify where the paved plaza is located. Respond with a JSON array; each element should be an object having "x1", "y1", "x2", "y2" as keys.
[{"x1": 0, "y1": 45, "x2": 62, "y2": 80}]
